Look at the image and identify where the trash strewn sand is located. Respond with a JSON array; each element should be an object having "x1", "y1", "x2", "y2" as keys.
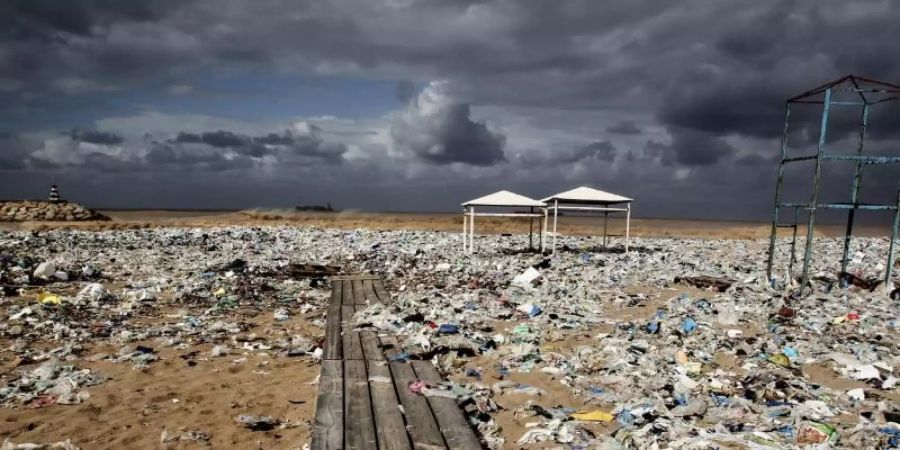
[{"x1": 1, "y1": 225, "x2": 898, "y2": 449}]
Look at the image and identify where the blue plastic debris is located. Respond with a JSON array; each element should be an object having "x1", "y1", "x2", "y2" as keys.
[
  {"x1": 388, "y1": 352, "x2": 411, "y2": 362},
  {"x1": 776, "y1": 425, "x2": 795, "y2": 438},
  {"x1": 437, "y1": 324, "x2": 460, "y2": 334},
  {"x1": 681, "y1": 317, "x2": 697, "y2": 334},
  {"x1": 588, "y1": 386, "x2": 605, "y2": 396},
  {"x1": 782, "y1": 346, "x2": 799, "y2": 360},
  {"x1": 465, "y1": 368, "x2": 481, "y2": 379},
  {"x1": 616, "y1": 410, "x2": 636, "y2": 426}
]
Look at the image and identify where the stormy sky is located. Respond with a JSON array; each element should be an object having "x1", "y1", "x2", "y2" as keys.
[{"x1": 1, "y1": 0, "x2": 899, "y2": 221}]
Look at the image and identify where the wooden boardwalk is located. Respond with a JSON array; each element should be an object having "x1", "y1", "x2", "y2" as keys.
[{"x1": 312, "y1": 276, "x2": 484, "y2": 450}]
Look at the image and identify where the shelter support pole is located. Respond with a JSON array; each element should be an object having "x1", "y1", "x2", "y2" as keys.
[
  {"x1": 541, "y1": 208, "x2": 547, "y2": 253},
  {"x1": 841, "y1": 105, "x2": 870, "y2": 277},
  {"x1": 625, "y1": 203, "x2": 631, "y2": 252},
  {"x1": 529, "y1": 207, "x2": 534, "y2": 250},
  {"x1": 603, "y1": 212, "x2": 608, "y2": 247},
  {"x1": 470, "y1": 207, "x2": 475, "y2": 254},
  {"x1": 767, "y1": 103, "x2": 792, "y2": 283},
  {"x1": 462, "y1": 207, "x2": 468, "y2": 253},
  {"x1": 800, "y1": 89, "x2": 832, "y2": 291},
  {"x1": 885, "y1": 187, "x2": 900, "y2": 290},
  {"x1": 552, "y1": 200, "x2": 559, "y2": 253}
]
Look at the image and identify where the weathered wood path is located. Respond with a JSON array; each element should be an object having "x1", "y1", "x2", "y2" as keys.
[{"x1": 311, "y1": 275, "x2": 483, "y2": 450}]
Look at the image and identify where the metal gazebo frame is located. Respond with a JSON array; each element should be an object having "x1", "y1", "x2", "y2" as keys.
[{"x1": 766, "y1": 75, "x2": 900, "y2": 291}]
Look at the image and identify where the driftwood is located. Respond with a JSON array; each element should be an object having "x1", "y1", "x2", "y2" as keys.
[{"x1": 674, "y1": 276, "x2": 734, "y2": 292}]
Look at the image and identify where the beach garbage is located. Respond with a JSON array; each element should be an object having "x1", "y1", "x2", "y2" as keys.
[
  {"x1": 797, "y1": 421, "x2": 839, "y2": 445},
  {"x1": 680, "y1": 316, "x2": 697, "y2": 334},
  {"x1": 570, "y1": 410, "x2": 614, "y2": 422},
  {"x1": 273, "y1": 308, "x2": 290, "y2": 321},
  {"x1": 408, "y1": 380, "x2": 427, "y2": 394},
  {"x1": 1, "y1": 439, "x2": 80, "y2": 450},
  {"x1": 1, "y1": 222, "x2": 898, "y2": 449},
  {"x1": 512, "y1": 267, "x2": 540, "y2": 286},
  {"x1": 37, "y1": 292, "x2": 61, "y2": 305},
  {"x1": 32, "y1": 261, "x2": 56, "y2": 279},
  {"x1": 767, "y1": 353, "x2": 790, "y2": 367},
  {"x1": 235, "y1": 414, "x2": 280, "y2": 431},
  {"x1": 516, "y1": 303, "x2": 542, "y2": 316}
]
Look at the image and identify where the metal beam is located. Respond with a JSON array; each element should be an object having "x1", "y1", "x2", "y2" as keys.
[
  {"x1": 780, "y1": 201, "x2": 898, "y2": 211},
  {"x1": 841, "y1": 105, "x2": 869, "y2": 275},
  {"x1": 800, "y1": 88, "x2": 831, "y2": 291},
  {"x1": 767, "y1": 103, "x2": 792, "y2": 282}
]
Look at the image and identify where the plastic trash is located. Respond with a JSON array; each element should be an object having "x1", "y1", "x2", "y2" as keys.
[
  {"x1": 797, "y1": 421, "x2": 839, "y2": 445},
  {"x1": 512, "y1": 267, "x2": 540, "y2": 286},
  {"x1": 516, "y1": 303, "x2": 542, "y2": 316},
  {"x1": 235, "y1": 414, "x2": 280, "y2": 431},
  {"x1": 37, "y1": 292, "x2": 62, "y2": 305},
  {"x1": 570, "y1": 410, "x2": 614, "y2": 422},
  {"x1": 32, "y1": 261, "x2": 56, "y2": 279},
  {"x1": 680, "y1": 317, "x2": 697, "y2": 334}
]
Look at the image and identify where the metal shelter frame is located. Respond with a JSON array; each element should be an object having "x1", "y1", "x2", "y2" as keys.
[
  {"x1": 766, "y1": 75, "x2": 900, "y2": 291},
  {"x1": 542, "y1": 187, "x2": 632, "y2": 254},
  {"x1": 461, "y1": 191, "x2": 547, "y2": 254}
]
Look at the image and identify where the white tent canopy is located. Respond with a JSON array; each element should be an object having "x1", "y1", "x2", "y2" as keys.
[
  {"x1": 543, "y1": 186, "x2": 632, "y2": 252},
  {"x1": 461, "y1": 190, "x2": 546, "y2": 253},
  {"x1": 463, "y1": 190, "x2": 547, "y2": 208},
  {"x1": 541, "y1": 186, "x2": 632, "y2": 204}
]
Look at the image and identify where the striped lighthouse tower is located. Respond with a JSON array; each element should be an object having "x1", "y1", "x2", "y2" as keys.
[{"x1": 49, "y1": 184, "x2": 61, "y2": 202}]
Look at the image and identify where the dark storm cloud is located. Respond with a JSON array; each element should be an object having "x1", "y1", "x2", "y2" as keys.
[
  {"x1": 391, "y1": 83, "x2": 505, "y2": 166},
  {"x1": 2, "y1": 0, "x2": 900, "y2": 218},
  {"x1": 71, "y1": 129, "x2": 124, "y2": 145},
  {"x1": 170, "y1": 129, "x2": 346, "y2": 162},
  {"x1": 646, "y1": 128, "x2": 736, "y2": 167},
  {"x1": 606, "y1": 121, "x2": 641, "y2": 135},
  {"x1": 1, "y1": 0, "x2": 182, "y2": 37},
  {"x1": 0, "y1": 133, "x2": 32, "y2": 170},
  {"x1": 515, "y1": 140, "x2": 616, "y2": 166}
]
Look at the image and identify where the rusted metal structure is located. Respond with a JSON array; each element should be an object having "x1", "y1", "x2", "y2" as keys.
[{"x1": 766, "y1": 75, "x2": 900, "y2": 291}]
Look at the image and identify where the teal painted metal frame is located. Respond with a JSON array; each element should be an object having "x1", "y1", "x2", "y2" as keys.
[{"x1": 766, "y1": 75, "x2": 900, "y2": 293}]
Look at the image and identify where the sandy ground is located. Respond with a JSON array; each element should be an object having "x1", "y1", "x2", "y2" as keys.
[
  {"x1": 1, "y1": 216, "x2": 896, "y2": 449},
  {"x1": 1, "y1": 209, "x2": 891, "y2": 239},
  {"x1": 0, "y1": 293, "x2": 323, "y2": 449}
]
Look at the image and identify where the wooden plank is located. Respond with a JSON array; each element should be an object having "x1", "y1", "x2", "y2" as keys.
[
  {"x1": 359, "y1": 331, "x2": 384, "y2": 361},
  {"x1": 411, "y1": 361, "x2": 482, "y2": 450},
  {"x1": 341, "y1": 280, "x2": 354, "y2": 307},
  {"x1": 362, "y1": 279, "x2": 379, "y2": 304},
  {"x1": 352, "y1": 278, "x2": 367, "y2": 306},
  {"x1": 389, "y1": 362, "x2": 446, "y2": 450},
  {"x1": 367, "y1": 361, "x2": 413, "y2": 450},
  {"x1": 373, "y1": 279, "x2": 390, "y2": 305},
  {"x1": 331, "y1": 279, "x2": 343, "y2": 306},
  {"x1": 344, "y1": 359, "x2": 377, "y2": 450},
  {"x1": 324, "y1": 305, "x2": 343, "y2": 360},
  {"x1": 330, "y1": 274, "x2": 380, "y2": 281},
  {"x1": 342, "y1": 306, "x2": 363, "y2": 360},
  {"x1": 311, "y1": 360, "x2": 343, "y2": 450},
  {"x1": 379, "y1": 335, "x2": 404, "y2": 361}
]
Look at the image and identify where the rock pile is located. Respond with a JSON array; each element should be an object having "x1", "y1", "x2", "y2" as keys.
[{"x1": 0, "y1": 201, "x2": 108, "y2": 222}]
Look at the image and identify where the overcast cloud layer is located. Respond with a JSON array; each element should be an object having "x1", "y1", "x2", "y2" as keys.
[{"x1": 1, "y1": 0, "x2": 899, "y2": 221}]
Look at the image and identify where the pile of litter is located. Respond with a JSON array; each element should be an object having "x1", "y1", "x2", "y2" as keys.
[{"x1": 1, "y1": 226, "x2": 898, "y2": 448}]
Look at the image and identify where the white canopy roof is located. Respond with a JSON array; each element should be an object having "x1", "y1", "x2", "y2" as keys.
[
  {"x1": 462, "y1": 190, "x2": 546, "y2": 207},
  {"x1": 542, "y1": 186, "x2": 632, "y2": 204}
]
